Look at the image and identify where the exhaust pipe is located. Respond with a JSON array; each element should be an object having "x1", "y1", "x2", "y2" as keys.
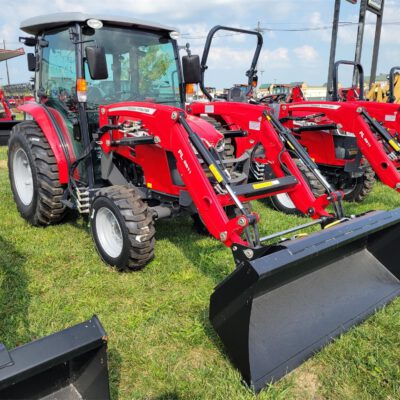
[
  {"x1": 210, "y1": 208, "x2": 400, "y2": 392},
  {"x1": 0, "y1": 316, "x2": 110, "y2": 399}
]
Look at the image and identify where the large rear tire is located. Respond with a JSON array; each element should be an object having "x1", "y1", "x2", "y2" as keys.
[
  {"x1": 268, "y1": 158, "x2": 325, "y2": 215},
  {"x1": 90, "y1": 186, "x2": 155, "y2": 271},
  {"x1": 8, "y1": 121, "x2": 67, "y2": 225}
]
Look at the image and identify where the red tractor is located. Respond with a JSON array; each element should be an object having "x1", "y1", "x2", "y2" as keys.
[
  {"x1": 192, "y1": 28, "x2": 400, "y2": 212},
  {"x1": 0, "y1": 89, "x2": 19, "y2": 145},
  {"x1": 0, "y1": 90, "x2": 13, "y2": 121},
  {"x1": 187, "y1": 26, "x2": 374, "y2": 214},
  {"x1": 10, "y1": 16, "x2": 346, "y2": 269},
  {"x1": 277, "y1": 61, "x2": 400, "y2": 203},
  {"x1": 8, "y1": 14, "x2": 400, "y2": 392}
]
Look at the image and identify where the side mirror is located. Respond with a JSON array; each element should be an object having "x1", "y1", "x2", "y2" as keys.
[
  {"x1": 19, "y1": 36, "x2": 37, "y2": 47},
  {"x1": 182, "y1": 55, "x2": 201, "y2": 84},
  {"x1": 85, "y1": 46, "x2": 108, "y2": 80},
  {"x1": 27, "y1": 53, "x2": 36, "y2": 72}
]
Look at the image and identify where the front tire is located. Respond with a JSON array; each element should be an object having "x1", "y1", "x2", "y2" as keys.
[
  {"x1": 8, "y1": 121, "x2": 66, "y2": 225},
  {"x1": 343, "y1": 164, "x2": 375, "y2": 202},
  {"x1": 90, "y1": 186, "x2": 155, "y2": 271}
]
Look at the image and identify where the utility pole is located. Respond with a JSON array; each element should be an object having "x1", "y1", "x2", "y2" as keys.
[
  {"x1": 352, "y1": 0, "x2": 368, "y2": 86},
  {"x1": 369, "y1": 0, "x2": 385, "y2": 86},
  {"x1": 327, "y1": 0, "x2": 341, "y2": 100},
  {"x1": 255, "y1": 21, "x2": 263, "y2": 34},
  {"x1": 3, "y1": 40, "x2": 11, "y2": 85}
]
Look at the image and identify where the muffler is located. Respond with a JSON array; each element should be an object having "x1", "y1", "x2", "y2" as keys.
[
  {"x1": 0, "y1": 316, "x2": 110, "y2": 399},
  {"x1": 210, "y1": 208, "x2": 400, "y2": 392}
]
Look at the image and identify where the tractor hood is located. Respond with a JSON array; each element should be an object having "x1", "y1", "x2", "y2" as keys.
[
  {"x1": 98, "y1": 102, "x2": 224, "y2": 149},
  {"x1": 102, "y1": 102, "x2": 224, "y2": 147},
  {"x1": 185, "y1": 114, "x2": 224, "y2": 147}
]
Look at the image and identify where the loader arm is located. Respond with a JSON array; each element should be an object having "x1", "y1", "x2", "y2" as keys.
[
  {"x1": 98, "y1": 102, "x2": 305, "y2": 250},
  {"x1": 187, "y1": 101, "x2": 334, "y2": 218},
  {"x1": 280, "y1": 102, "x2": 400, "y2": 191}
]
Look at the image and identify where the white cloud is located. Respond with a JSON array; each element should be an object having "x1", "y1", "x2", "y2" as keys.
[
  {"x1": 294, "y1": 45, "x2": 319, "y2": 63},
  {"x1": 260, "y1": 47, "x2": 290, "y2": 64}
]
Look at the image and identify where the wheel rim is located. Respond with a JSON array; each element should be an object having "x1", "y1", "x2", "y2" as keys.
[
  {"x1": 13, "y1": 147, "x2": 34, "y2": 206},
  {"x1": 95, "y1": 207, "x2": 124, "y2": 258},
  {"x1": 275, "y1": 193, "x2": 295, "y2": 209}
]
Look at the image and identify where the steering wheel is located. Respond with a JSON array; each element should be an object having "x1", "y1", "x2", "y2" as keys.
[{"x1": 257, "y1": 93, "x2": 288, "y2": 104}]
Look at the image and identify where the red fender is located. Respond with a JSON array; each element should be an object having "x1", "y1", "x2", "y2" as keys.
[{"x1": 18, "y1": 103, "x2": 76, "y2": 184}]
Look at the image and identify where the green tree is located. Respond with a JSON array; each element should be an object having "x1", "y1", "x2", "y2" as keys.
[{"x1": 138, "y1": 45, "x2": 172, "y2": 93}]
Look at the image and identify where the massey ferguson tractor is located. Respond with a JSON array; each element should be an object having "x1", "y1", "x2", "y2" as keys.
[
  {"x1": 7, "y1": 14, "x2": 400, "y2": 392},
  {"x1": 278, "y1": 60, "x2": 400, "y2": 205},
  {"x1": 189, "y1": 26, "x2": 400, "y2": 215}
]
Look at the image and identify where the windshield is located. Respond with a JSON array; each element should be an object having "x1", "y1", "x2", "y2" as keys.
[
  {"x1": 271, "y1": 86, "x2": 290, "y2": 95},
  {"x1": 83, "y1": 26, "x2": 181, "y2": 108}
]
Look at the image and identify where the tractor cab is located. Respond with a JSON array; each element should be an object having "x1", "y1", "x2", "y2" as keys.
[{"x1": 19, "y1": 13, "x2": 186, "y2": 186}]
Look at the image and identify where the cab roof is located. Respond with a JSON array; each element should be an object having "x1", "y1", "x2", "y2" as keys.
[{"x1": 20, "y1": 12, "x2": 178, "y2": 36}]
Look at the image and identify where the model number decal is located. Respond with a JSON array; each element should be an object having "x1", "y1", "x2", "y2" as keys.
[
  {"x1": 359, "y1": 131, "x2": 372, "y2": 147},
  {"x1": 109, "y1": 106, "x2": 156, "y2": 115},
  {"x1": 289, "y1": 104, "x2": 341, "y2": 110},
  {"x1": 178, "y1": 149, "x2": 192, "y2": 175}
]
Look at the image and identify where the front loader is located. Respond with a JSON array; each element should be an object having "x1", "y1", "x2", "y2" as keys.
[
  {"x1": 7, "y1": 15, "x2": 400, "y2": 392},
  {"x1": 279, "y1": 60, "x2": 400, "y2": 196}
]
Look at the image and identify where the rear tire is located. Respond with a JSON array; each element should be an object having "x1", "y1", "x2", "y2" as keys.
[
  {"x1": 343, "y1": 164, "x2": 375, "y2": 203},
  {"x1": 90, "y1": 185, "x2": 155, "y2": 271},
  {"x1": 269, "y1": 158, "x2": 325, "y2": 215},
  {"x1": 8, "y1": 121, "x2": 67, "y2": 225}
]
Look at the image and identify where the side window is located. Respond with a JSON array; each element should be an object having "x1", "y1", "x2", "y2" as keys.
[{"x1": 41, "y1": 29, "x2": 76, "y2": 112}]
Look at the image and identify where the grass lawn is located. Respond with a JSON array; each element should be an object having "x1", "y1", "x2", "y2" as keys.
[{"x1": 1, "y1": 145, "x2": 400, "y2": 399}]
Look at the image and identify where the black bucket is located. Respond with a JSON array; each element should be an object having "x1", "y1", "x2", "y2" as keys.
[
  {"x1": 210, "y1": 208, "x2": 400, "y2": 392},
  {"x1": 0, "y1": 121, "x2": 19, "y2": 145},
  {"x1": 0, "y1": 316, "x2": 110, "y2": 399}
]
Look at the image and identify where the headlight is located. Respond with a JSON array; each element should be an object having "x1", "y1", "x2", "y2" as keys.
[
  {"x1": 215, "y1": 138, "x2": 225, "y2": 153},
  {"x1": 169, "y1": 31, "x2": 180, "y2": 40},
  {"x1": 86, "y1": 19, "x2": 103, "y2": 29},
  {"x1": 336, "y1": 129, "x2": 355, "y2": 137}
]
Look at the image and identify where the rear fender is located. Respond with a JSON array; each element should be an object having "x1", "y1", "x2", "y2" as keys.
[{"x1": 19, "y1": 103, "x2": 74, "y2": 184}]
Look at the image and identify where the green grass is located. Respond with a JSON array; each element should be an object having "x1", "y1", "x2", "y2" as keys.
[{"x1": 1, "y1": 145, "x2": 400, "y2": 399}]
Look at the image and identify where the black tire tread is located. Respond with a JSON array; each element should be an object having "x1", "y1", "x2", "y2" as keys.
[
  {"x1": 295, "y1": 158, "x2": 326, "y2": 197},
  {"x1": 94, "y1": 185, "x2": 155, "y2": 271},
  {"x1": 344, "y1": 164, "x2": 376, "y2": 202},
  {"x1": 8, "y1": 121, "x2": 66, "y2": 225}
]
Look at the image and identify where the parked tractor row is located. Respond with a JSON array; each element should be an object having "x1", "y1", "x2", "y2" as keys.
[{"x1": 1, "y1": 12, "x2": 400, "y2": 396}]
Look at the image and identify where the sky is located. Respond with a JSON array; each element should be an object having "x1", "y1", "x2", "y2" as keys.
[{"x1": 0, "y1": 0, "x2": 399, "y2": 89}]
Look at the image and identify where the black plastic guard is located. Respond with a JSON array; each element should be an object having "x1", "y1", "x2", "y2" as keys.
[
  {"x1": 210, "y1": 208, "x2": 400, "y2": 392},
  {"x1": 0, "y1": 121, "x2": 19, "y2": 145},
  {"x1": 0, "y1": 315, "x2": 110, "y2": 399}
]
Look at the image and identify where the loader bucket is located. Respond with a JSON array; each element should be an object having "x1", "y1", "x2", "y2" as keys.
[
  {"x1": 210, "y1": 208, "x2": 400, "y2": 392},
  {"x1": 0, "y1": 316, "x2": 110, "y2": 399}
]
